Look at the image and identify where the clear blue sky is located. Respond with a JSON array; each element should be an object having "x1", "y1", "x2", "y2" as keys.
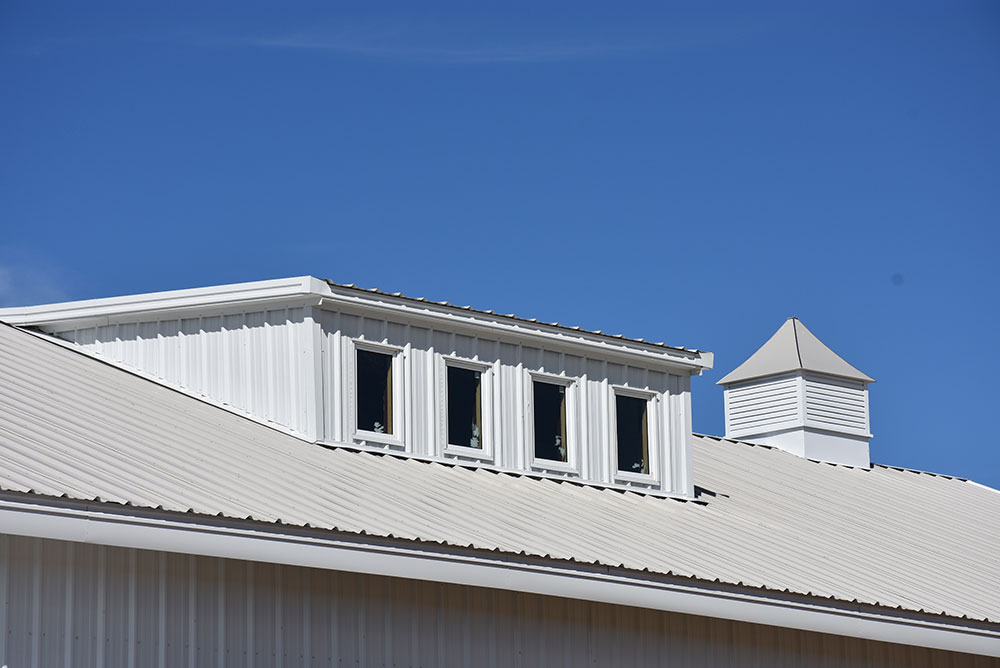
[{"x1": 2, "y1": 2, "x2": 998, "y2": 486}]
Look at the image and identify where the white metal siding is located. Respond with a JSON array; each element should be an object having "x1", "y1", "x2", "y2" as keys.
[
  {"x1": 804, "y1": 374, "x2": 870, "y2": 436},
  {"x1": 0, "y1": 534, "x2": 991, "y2": 668},
  {"x1": 725, "y1": 375, "x2": 801, "y2": 437},
  {"x1": 318, "y1": 308, "x2": 681, "y2": 493},
  {"x1": 45, "y1": 302, "x2": 690, "y2": 495},
  {"x1": 50, "y1": 307, "x2": 318, "y2": 438}
]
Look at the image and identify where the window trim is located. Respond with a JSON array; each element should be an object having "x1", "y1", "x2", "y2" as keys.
[
  {"x1": 439, "y1": 355, "x2": 496, "y2": 462},
  {"x1": 611, "y1": 385, "x2": 660, "y2": 486},
  {"x1": 526, "y1": 370, "x2": 580, "y2": 476},
  {"x1": 350, "y1": 339, "x2": 405, "y2": 450}
]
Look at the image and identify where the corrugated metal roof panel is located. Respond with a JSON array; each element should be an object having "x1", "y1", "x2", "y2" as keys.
[{"x1": 0, "y1": 323, "x2": 997, "y2": 623}]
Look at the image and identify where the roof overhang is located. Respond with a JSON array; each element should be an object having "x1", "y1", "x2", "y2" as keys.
[
  {"x1": 0, "y1": 276, "x2": 713, "y2": 373},
  {"x1": 2, "y1": 494, "x2": 996, "y2": 658}
]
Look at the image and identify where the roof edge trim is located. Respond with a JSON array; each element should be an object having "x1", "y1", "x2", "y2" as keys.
[
  {"x1": 0, "y1": 276, "x2": 324, "y2": 326},
  {"x1": 0, "y1": 276, "x2": 712, "y2": 368},
  {"x1": 3, "y1": 496, "x2": 997, "y2": 657}
]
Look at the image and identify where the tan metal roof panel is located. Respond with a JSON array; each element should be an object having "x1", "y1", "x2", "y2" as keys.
[
  {"x1": 0, "y1": 324, "x2": 996, "y2": 623},
  {"x1": 718, "y1": 318, "x2": 875, "y2": 384}
]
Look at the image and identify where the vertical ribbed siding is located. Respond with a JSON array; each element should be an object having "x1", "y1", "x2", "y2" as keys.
[
  {"x1": 47, "y1": 304, "x2": 690, "y2": 495},
  {"x1": 803, "y1": 373, "x2": 870, "y2": 436},
  {"x1": 0, "y1": 534, "x2": 992, "y2": 668},
  {"x1": 318, "y1": 309, "x2": 683, "y2": 494},
  {"x1": 51, "y1": 308, "x2": 317, "y2": 438},
  {"x1": 725, "y1": 375, "x2": 801, "y2": 437}
]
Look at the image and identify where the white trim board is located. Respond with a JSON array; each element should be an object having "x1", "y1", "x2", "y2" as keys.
[
  {"x1": 0, "y1": 496, "x2": 996, "y2": 658},
  {"x1": 0, "y1": 276, "x2": 712, "y2": 372}
]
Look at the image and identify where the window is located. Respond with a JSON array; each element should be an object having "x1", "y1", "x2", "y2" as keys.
[
  {"x1": 356, "y1": 348, "x2": 394, "y2": 435},
  {"x1": 616, "y1": 394, "x2": 649, "y2": 475},
  {"x1": 447, "y1": 366, "x2": 482, "y2": 449},
  {"x1": 533, "y1": 380, "x2": 567, "y2": 463},
  {"x1": 526, "y1": 372, "x2": 578, "y2": 475},
  {"x1": 352, "y1": 342, "x2": 404, "y2": 448},
  {"x1": 441, "y1": 357, "x2": 494, "y2": 460}
]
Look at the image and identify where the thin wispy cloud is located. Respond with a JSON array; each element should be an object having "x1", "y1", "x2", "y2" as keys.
[
  {"x1": 244, "y1": 33, "x2": 646, "y2": 64},
  {"x1": 0, "y1": 262, "x2": 68, "y2": 308}
]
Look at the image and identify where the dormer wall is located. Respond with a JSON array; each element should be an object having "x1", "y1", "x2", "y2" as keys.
[
  {"x1": 9, "y1": 277, "x2": 711, "y2": 498},
  {"x1": 315, "y1": 303, "x2": 697, "y2": 494},
  {"x1": 46, "y1": 302, "x2": 323, "y2": 440}
]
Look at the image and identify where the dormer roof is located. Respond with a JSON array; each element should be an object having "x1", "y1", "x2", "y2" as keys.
[{"x1": 717, "y1": 317, "x2": 874, "y2": 385}]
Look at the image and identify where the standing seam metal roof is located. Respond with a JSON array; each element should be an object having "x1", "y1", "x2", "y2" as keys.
[
  {"x1": 0, "y1": 323, "x2": 997, "y2": 623},
  {"x1": 324, "y1": 279, "x2": 704, "y2": 354}
]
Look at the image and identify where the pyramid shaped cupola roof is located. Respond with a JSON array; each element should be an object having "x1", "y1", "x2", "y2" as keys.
[{"x1": 718, "y1": 318, "x2": 874, "y2": 385}]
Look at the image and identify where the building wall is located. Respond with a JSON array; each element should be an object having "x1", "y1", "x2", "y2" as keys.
[
  {"x1": 0, "y1": 534, "x2": 992, "y2": 668},
  {"x1": 47, "y1": 302, "x2": 696, "y2": 495},
  {"x1": 50, "y1": 306, "x2": 320, "y2": 439},
  {"x1": 318, "y1": 307, "x2": 692, "y2": 494}
]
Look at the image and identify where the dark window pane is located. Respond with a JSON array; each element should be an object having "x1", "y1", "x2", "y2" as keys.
[
  {"x1": 616, "y1": 395, "x2": 649, "y2": 474},
  {"x1": 357, "y1": 349, "x2": 393, "y2": 435},
  {"x1": 533, "y1": 381, "x2": 567, "y2": 462},
  {"x1": 447, "y1": 366, "x2": 482, "y2": 448}
]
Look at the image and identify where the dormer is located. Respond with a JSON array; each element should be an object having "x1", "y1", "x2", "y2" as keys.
[
  {"x1": 0, "y1": 276, "x2": 713, "y2": 497},
  {"x1": 718, "y1": 318, "x2": 874, "y2": 467}
]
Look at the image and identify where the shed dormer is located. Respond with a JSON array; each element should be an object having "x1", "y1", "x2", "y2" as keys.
[
  {"x1": 718, "y1": 318, "x2": 874, "y2": 468},
  {"x1": 0, "y1": 277, "x2": 713, "y2": 498}
]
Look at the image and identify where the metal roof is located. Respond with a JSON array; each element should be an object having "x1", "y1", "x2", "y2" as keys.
[
  {"x1": 718, "y1": 317, "x2": 875, "y2": 385},
  {"x1": 1, "y1": 323, "x2": 997, "y2": 623},
  {"x1": 323, "y1": 279, "x2": 704, "y2": 354},
  {"x1": 0, "y1": 276, "x2": 705, "y2": 358}
]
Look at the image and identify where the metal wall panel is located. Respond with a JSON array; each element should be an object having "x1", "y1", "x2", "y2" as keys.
[
  {"x1": 51, "y1": 307, "x2": 318, "y2": 439},
  {"x1": 318, "y1": 307, "x2": 684, "y2": 493},
  {"x1": 0, "y1": 534, "x2": 994, "y2": 668},
  {"x1": 47, "y1": 302, "x2": 690, "y2": 495}
]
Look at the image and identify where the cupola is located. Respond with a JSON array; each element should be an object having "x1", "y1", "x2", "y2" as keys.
[{"x1": 718, "y1": 318, "x2": 874, "y2": 467}]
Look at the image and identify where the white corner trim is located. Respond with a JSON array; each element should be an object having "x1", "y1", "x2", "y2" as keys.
[
  {"x1": 0, "y1": 498, "x2": 996, "y2": 658},
  {"x1": 0, "y1": 276, "x2": 323, "y2": 326}
]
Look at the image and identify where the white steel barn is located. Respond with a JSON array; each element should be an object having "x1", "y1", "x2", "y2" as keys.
[{"x1": 0, "y1": 276, "x2": 997, "y2": 667}]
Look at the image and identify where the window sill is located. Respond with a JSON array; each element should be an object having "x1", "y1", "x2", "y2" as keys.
[
  {"x1": 530, "y1": 458, "x2": 579, "y2": 476},
  {"x1": 353, "y1": 430, "x2": 405, "y2": 450},
  {"x1": 614, "y1": 470, "x2": 659, "y2": 487},
  {"x1": 444, "y1": 443, "x2": 493, "y2": 462}
]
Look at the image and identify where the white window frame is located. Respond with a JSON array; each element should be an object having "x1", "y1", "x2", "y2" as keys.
[
  {"x1": 350, "y1": 339, "x2": 406, "y2": 450},
  {"x1": 439, "y1": 355, "x2": 496, "y2": 462},
  {"x1": 525, "y1": 370, "x2": 580, "y2": 476},
  {"x1": 611, "y1": 385, "x2": 660, "y2": 486}
]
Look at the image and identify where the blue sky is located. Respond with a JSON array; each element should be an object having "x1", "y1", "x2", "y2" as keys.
[{"x1": 2, "y1": 2, "x2": 998, "y2": 486}]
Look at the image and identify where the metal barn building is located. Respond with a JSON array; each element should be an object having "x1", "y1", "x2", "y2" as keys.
[{"x1": 0, "y1": 277, "x2": 997, "y2": 666}]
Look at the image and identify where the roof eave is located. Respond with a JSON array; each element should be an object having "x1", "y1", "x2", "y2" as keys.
[{"x1": 3, "y1": 493, "x2": 996, "y2": 658}]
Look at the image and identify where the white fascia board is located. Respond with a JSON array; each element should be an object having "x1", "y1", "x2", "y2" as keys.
[
  {"x1": 320, "y1": 288, "x2": 713, "y2": 373},
  {"x1": 0, "y1": 276, "x2": 326, "y2": 327},
  {"x1": 0, "y1": 276, "x2": 713, "y2": 372},
  {"x1": 1, "y1": 496, "x2": 996, "y2": 658}
]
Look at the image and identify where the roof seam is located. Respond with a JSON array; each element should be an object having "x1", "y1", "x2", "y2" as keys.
[{"x1": 324, "y1": 279, "x2": 701, "y2": 355}]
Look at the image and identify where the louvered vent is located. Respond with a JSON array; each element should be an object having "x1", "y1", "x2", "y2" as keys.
[
  {"x1": 726, "y1": 376, "x2": 800, "y2": 437},
  {"x1": 803, "y1": 374, "x2": 868, "y2": 436}
]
